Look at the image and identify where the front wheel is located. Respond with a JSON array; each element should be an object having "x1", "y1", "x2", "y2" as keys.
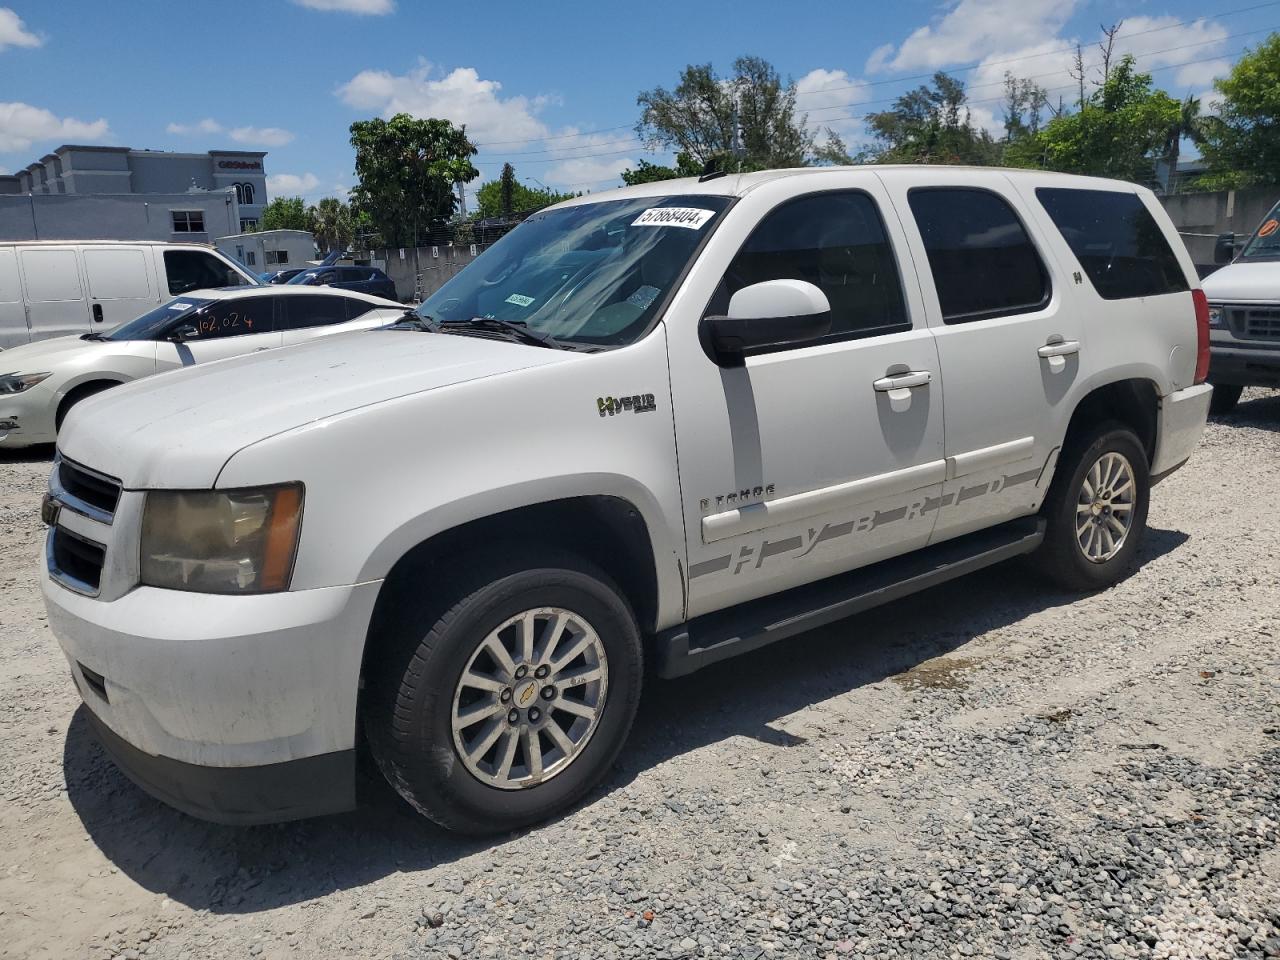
[
  {"x1": 1033, "y1": 422, "x2": 1150, "y2": 592},
  {"x1": 363, "y1": 550, "x2": 643, "y2": 834}
]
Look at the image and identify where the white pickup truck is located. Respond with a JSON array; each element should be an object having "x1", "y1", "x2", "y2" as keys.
[{"x1": 41, "y1": 167, "x2": 1212, "y2": 833}]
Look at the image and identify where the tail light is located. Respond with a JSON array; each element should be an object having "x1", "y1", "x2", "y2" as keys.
[{"x1": 1192, "y1": 289, "x2": 1211, "y2": 385}]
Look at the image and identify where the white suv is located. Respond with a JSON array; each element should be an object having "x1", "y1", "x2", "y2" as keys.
[{"x1": 40, "y1": 167, "x2": 1212, "y2": 832}]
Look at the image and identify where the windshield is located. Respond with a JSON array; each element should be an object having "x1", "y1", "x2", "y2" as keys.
[
  {"x1": 411, "y1": 195, "x2": 732, "y2": 348},
  {"x1": 1240, "y1": 201, "x2": 1280, "y2": 260},
  {"x1": 287, "y1": 270, "x2": 323, "y2": 285},
  {"x1": 106, "y1": 297, "x2": 210, "y2": 341}
]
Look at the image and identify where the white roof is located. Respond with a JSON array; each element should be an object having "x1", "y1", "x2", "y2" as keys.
[{"x1": 183, "y1": 285, "x2": 402, "y2": 308}]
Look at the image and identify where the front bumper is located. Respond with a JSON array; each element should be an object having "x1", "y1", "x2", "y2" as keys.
[
  {"x1": 1208, "y1": 344, "x2": 1280, "y2": 388},
  {"x1": 0, "y1": 390, "x2": 56, "y2": 447},
  {"x1": 44, "y1": 572, "x2": 383, "y2": 823}
]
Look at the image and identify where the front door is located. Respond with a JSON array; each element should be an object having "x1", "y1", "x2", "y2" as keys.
[
  {"x1": 18, "y1": 246, "x2": 91, "y2": 342},
  {"x1": 666, "y1": 177, "x2": 946, "y2": 618},
  {"x1": 155, "y1": 295, "x2": 281, "y2": 371},
  {"x1": 880, "y1": 171, "x2": 1084, "y2": 543}
]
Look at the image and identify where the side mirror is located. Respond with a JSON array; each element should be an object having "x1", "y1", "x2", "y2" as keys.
[
  {"x1": 168, "y1": 324, "x2": 199, "y2": 342},
  {"x1": 702, "y1": 279, "x2": 832, "y2": 366},
  {"x1": 1214, "y1": 232, "x2": 1237, "y2": 265}
]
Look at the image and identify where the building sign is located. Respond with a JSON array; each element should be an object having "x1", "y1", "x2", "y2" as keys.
[{"x1": 217, "y1": 160, "x2": 262, "y2": 170}]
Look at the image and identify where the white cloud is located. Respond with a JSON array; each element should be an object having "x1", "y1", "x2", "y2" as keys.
[
  {"x1": 1109, "y1": 16, "x2": 1230, "y2": 91},
  {"x1": 0, "y1": 8, "x2": 41, "y2": 51},
  {"x1": 291, "y1": 0, "x2": 393, "y2": 13},
  {"x1": 869, "y1": 0, "x2": 1079, "y2": 74},
  {"x1": 0, "y1": 102, "x2": 109, "y2": 152},
  {"x1": 796, "y1": 68, "x2": 870, "y2": 141},
  {"x1": 267, "y1": 172, "x2": 320, "y2": 195},
  {"x1": 230, "y1": 125, "x2": 294, "y2": 146},
  {"x1": 338, "y1": 60, "x2": 555, "y2": 147},
  {"x1": 541, "y1": 155, "x2": 631, "y2": 191},
  {"x1": 167, "y1": 118, "x2": 224, "y2": 135}
]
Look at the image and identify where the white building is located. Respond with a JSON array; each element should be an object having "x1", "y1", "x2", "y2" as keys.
[{"x1": 215, "y1": 229, "x2": 316, "y2": 274}]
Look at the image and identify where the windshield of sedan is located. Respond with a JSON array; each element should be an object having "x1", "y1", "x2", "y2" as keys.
[
  {"x1": 409, "y1": 195, "x2": 732, "y2": 348},
  {"x1": 286, "y1": 270, "x2": 325, "y2": 285},
  {"x1": 1240, "y1": 201, "x2": 1280, "y2": 260},
  {"x1": 105, "y1": 298, "x2": 210, "y2": 341}
]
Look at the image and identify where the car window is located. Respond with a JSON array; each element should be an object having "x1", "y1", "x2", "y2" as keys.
[
  {"x1": 185, "y1": 296, "x2": 274, "y2": 340},
  {"x1": 907, "y1": 188, "x2": 1050, "y2": 324},
  {"x1": 714, "y1": 191, "x2": 909, "y2": 343},
  {"x1": 106, "y1": 297, "x2": 210, "y2": 341},
  {"x1": 347, "y1": 300, "x2": 376, "y2": 320},
  {"x1": 164, "y1": 250, "x2": 248, "y2": 295},
  {"x1": 279, "y1": 294, "x2": 350, "y2": 330},
  {"x1": 1036, "y1": 188, "x2": 1189, "y2": 299}
]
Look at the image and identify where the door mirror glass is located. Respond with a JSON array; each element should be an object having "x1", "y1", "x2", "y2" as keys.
[
  {"x1": 1214, "y1": 232, "x2": 1237, "y2": 265},
  {"x1": 168, "y1": 323, "x2": 199, "y2": 342},
  {"x1": 703, "y1": 279, "x2": 832, "y2": 365}
]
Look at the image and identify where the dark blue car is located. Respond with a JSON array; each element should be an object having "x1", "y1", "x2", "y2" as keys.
[{"x1": 286, "y1": 265, "x2": 398, "y2": 301}]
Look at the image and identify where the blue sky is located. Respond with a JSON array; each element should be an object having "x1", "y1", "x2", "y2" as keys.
[{"x1": 0, "y1": 0, "x2": 1266, "y2": 202}]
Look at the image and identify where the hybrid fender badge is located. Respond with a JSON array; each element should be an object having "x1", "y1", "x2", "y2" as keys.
[{"x1": 598, "y1": 393, "x2": 657, "y2": 417}]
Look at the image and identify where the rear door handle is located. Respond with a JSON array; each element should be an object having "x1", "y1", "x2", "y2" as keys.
[
  {"x1": 1037, "y1": 339, "x2": 1080, "y2": 358},
  {"x1": 873, "y1": 370, "x2": 931, "y2": 392}
]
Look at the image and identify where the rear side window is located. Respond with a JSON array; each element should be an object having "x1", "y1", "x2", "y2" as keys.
[
  {"x1": 1036, "y1": 188, "x2": 1189, "y2": 299},
  {"x1": 164, "y1": 250, "x2": 247, "y2": 295},
  {"x1": 721, "y1": 191, "x2": 909, "y2": 342},
  {"x1": 347, "y1": 300, "x2": 375, "y2": 320},
  {"x1": 908, "y1": 188, "x2": 1050, "y2": 324},
  {"x1": 279, "y1": 295, "x2": 350, "y2": 330}
]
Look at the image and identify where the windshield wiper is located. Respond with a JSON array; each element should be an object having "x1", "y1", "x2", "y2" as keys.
[
  {"x1": 387, "y1": 309, "x2": 441, "y2": 332},
  {"x1": 441, "y1": 317, "x2": 566, "y2": 350}
]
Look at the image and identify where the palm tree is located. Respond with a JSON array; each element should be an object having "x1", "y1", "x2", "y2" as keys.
[
  {"x1": 308, "y1": 197, "x2": 354, "y2": 255},
  {"x1": 1162, "y1": 96, "x2": 1208, "y2": 193}
]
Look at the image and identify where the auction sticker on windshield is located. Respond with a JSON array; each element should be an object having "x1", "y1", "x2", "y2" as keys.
[
  {"x1": 505, "y1": 294, "x2": 535, "y2": 307},
  {"x1": 632, "y1": 207, "x2": 715, "y2": 230}
]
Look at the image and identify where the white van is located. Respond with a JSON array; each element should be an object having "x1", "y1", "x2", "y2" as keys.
[{"x1": 0, "y1": 241, "x2": 258, "y2": 350}]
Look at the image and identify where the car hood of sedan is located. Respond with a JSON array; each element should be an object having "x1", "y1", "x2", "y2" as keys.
[
  {"x1": 56, "y1": 329, "x2": 574, "y2": 488},
  {"x1": 0, "y1": 335, "x2": 112, "y2": 371}
]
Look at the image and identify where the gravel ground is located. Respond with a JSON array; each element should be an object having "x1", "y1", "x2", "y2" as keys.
[{"x1": 1, "y1": 389, "x2": 1278, "y2": 960}]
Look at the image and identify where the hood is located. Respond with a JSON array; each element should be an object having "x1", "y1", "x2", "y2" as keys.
[
  {"x1": 58, "y1": 329, "x2": 573, "y2": 488},
  {"x1": 1201, "y1": 260, "x2": 1280, "y2": 303},
  {"x1": 0, "y1": 335, "x2": 105, "y2": 370}
]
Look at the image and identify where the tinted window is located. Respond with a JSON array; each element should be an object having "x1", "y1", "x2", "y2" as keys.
[
  {"x1": 908, "y1": 188, "x2": 1049, "y2": 324},
  {"x1": 164, "y1": 250, "x2": 247, "y2": 295},
  {"x1": 187, "y1": 297, "x2": 274, "y2": 340},
  {"x1": 106, "y1": 297, "x2": 209, "y2": 341},
  {"x1": 347, "y1": 300, "x2": 375, "y2": 320},
  {"x1": 279, "y1": 295, "x2": 349, "y2": 330},
  {"x1": 1036, "y1": 188, "x2": 1190, "y2": 299},
  {"x1": 719, "y1": 191, "x2": 909, "y2": 341}
]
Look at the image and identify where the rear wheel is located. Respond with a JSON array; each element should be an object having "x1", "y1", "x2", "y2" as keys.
[
  {"x1": 363, "y1": 549, "x2": 642, "y2": 834},
  {"x1": 1209, "y1": 383, "x2": 1243, "y2": 415},
  {"x1": 1033, "y1": 422, "x2": 1150, "y2": 591}
]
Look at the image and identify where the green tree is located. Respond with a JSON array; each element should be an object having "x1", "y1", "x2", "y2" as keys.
[
  {"x1": 1006, "y1": 57, "x2": 1181, "y2": 184},
  {"x1": 259, "y1": 196, "x2": 310, "y2": 231},
  {"x1": 1198, "y1": 34, "x2": 1280, "y2": 189},
  {"x1": 864, "y1": 73, "x2": 1000, "y2": 165},
  {"x1": 348, "y1": 113, "x2": 479, "y2": 247},
  {"x1": 1002, "y1": 73, "x2": 1050, "y2": 142},
  {"x1": 308, "y1": 197, "x2": 354, "y2": 254},
  {"x1": 473, "y1": 175, "x2": 575, "y2": 219},
  {"x1": 636, "y1": 56, "x2": 813, "y2": 172},
  {"x1": 619, "y1": 153, "x2": 703, "y2": 185}
]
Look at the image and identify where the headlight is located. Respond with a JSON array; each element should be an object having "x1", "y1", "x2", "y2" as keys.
[
  {"x1": 1207, "y1": 305, "x2": 1225, "y2": 327},
  {"x1": 140, "y1": 484, "x2": 304, "y2": 594},
  {"x1": 0, "y1": 372, "x2": 52, "y2": 394}
]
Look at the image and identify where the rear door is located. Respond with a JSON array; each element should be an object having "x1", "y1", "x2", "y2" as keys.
[
  {"x1": 81, "y1": 245, "x2": 159, "y2": 330},
  {"x1": 155, "y1": 295, "x2": 282, "y2": 370},
  {"x1": 879, "y1": 170, "x2": 1085, "y2": 543},
  {"x1": 0, "y1": 247, "x2": 26, "y2": 348},
  {"x1": 18, "y1": 246, "x2": 91, "y2": 342}
]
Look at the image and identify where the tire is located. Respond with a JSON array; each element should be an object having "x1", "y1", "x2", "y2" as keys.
[
  {"x1": 1209, "y1": 383, "x2": 1243, "y2": 415},
  {"x1": 55, "y1": 381, "x2": 117, "y2": 432},
  {"x1": 1032, "y1": 421, "x2": 1150, "y2": 592},
  {"x1": 363, "y1": 548, "x2": 643, "y2": 834}
]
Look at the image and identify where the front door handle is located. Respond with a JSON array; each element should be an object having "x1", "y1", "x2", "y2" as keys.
[
  {"x1": 1037, "y1": 339, "x2": 1080, "y2": 359},
  {"x1": 91, "y1": 303, "x2": 104, "y2": 323},
  {"x1": 873, "y1": 370, "x2": 932, "y2": 392}
]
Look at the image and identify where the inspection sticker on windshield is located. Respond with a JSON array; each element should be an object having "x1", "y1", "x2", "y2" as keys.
[
  {"x1": 504, "y1": 293, "x2": 535, "y2": 307},
  {"x1": 631, "y1": 207, "x2": 715, "y2": 230}
]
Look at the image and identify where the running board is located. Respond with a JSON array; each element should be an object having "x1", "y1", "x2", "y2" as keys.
[{"x1": 653, "y1": 516, "x2": 1045, "y2": 678}]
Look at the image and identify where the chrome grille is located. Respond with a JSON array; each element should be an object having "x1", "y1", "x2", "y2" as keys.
[
  {"x1": 48, "y1": 526, "x2": 106, "y2": 596},
  {"x1": 52, "y1": 456, "x2": 121, "y2": 524},
  {"x1": 1241, "y1": 307, "x2": 1280, "y2": 340}
]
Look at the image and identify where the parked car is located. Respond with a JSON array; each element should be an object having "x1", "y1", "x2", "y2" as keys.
[
  {"x1": 1200, "y1": 201, "x2": 1280, "y2": 413},
  {"x1": 0, "y1": 286, "x2": 404, "y2": 448},
  {"x1": 0, "y1": 241, "x2": 259, "y2": 350},
  {"x1": 259, "y1": 268, "x2": 307, "y2": 284},
  {"x1": 287, "y1": 264, "x2": 398, "y2": 300},
  {"x1": 41, "y1": 167, "x2": 1211, "y2": 832}
]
